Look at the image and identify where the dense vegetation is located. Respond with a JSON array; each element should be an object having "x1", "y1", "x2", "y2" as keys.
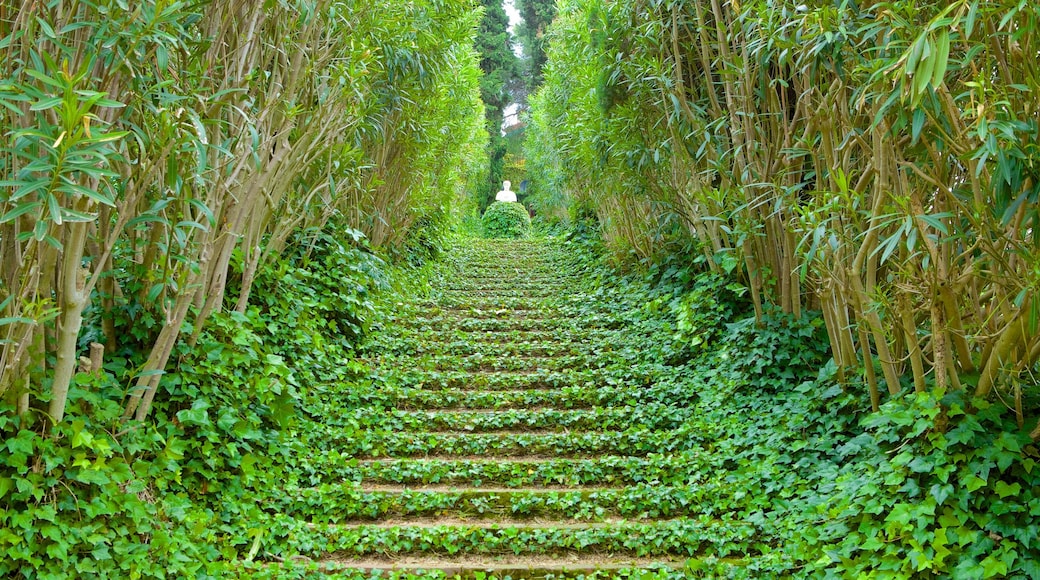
[
  {"x1": 523, "y1": 0, "x2": 1040, "y2": 576},
  {"x1": 482, "y1": 201, "x2": 532, "y2": 238},
  {"x1": 0, "y1": 0, "x2": 486, "y2": 575},
  {"x1": 0, "y1": 1, "x2": 485, "y2": 422},
  {"x1": 515, "y1": 0, "x2": 558, "y2": 92},
  {"x1": 475, "y1": 0, "x2": 522, "y2": 211},
  {"x1": 2, "y1": 0, "x2": 1039, "y2": 577},
  {"x1": 527, "y1": 0, "x2": 1040, "y2": 407}
]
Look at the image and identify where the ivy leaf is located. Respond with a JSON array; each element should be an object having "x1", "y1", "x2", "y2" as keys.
[
  {"x1": 994, "y1": 480, "x2": 1021, "y2": 498},
  {"x1": 164, "y1": 437, "x2": 187, "y2": 461},
  {"x1": 981, "y1": 555, "x2": 1009, "y2": 578},
  {"x1": 887, "y1": 503, "x2": 913, "y2": 532},
  {"x1": 7, "y1": 430, "x2": 35, "y2": 455},
  {"x1": 909, "y1": 456, "x2": 934, "y2": 473},
  {"x1": 963, "y1": 474, "x2": 987, "y2": 492},
  {"x1": 932, "y1": 527, "x2": 952, "y2": 565},
  {"x1": 930, "y1": 483, "x2": 954, "y2": 505},
  {"x1": 240, "y1": 453, "x2": 257, "y2": 476},
  {"x1": 176, "y1": 400, "x2": 212, "y2": 427},
  {"x1": 71, "y1": 423, "x2": 95, "y2": 449}
]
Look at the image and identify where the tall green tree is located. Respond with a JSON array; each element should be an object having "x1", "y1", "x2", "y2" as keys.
[
  {"x1": 474, "y1": 0, "x2": 519, "y2": 210},
  {"x1": 516, "y1": 0, "x2": 556, "y2": 91}
]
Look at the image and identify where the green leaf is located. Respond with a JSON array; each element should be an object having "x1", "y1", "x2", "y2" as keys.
[
  {"x1": 59, "y1": 208, "x2": 97, "y2": 223},
  {"x1": 930, "y1": 483, "x2": 953, "y2": 505},
  {"x1": 35, "y1": 16, "x2": 57, "y2": 38},
  {"x1": 911, "y1": 108, "x2": 926, "y2": 144},
  {"x1": 55, "y1": 182, "x2": 116, "y2": 206},
  {"x1": 931, "y1": 30, "x2": 950, "y2": 88},
  {"x1": 176, "y1": 400, "x2": 212, "y2": 427},
  {"x1": 85, "y1": 130, "x2": 129, "y2": 144},
  {"x1": 965, "y1": 1, "x2": 979, "y2": 37},
  {"x1": 71, "y1": 422, "x2": 95, "y2": 448},
  {"x1": 45, "y1": 191, "x2": 63, "y2": 224},
  {"x1": 241, "y1": 453, "x2": 257, "y2": 476},
  {"x1": 9, "y1": 178, "x2": 51, "y2": 201},
  {"x1": 23, "y1": 68, "x2": 64, "y2": 89},
  {"x1": 164, "y1": 437, "x2": 187, "y2": 460},
  {"x1": 964, "y1": 474, "x2": 987, "y2": 492},
  {"x1": 981, "y1": 555, "x2": 1009, "y2": 578},
  {"x1": 0, "y1": 200, "x2": 42, "y2": 223},
  {"x1": 994, "y1": 480, "x2": 1020, "y2": 498},
  {"x1": 7, "y1": 430, "x2": 35, "y2": 455},
  {"x1": 995, "y1": 432, "x2": 1021, "y2": 453},
  {"x1": 918, "y1": 212, "x2": 952, "y2": 234},
  {"x1": 29, "y1": 96, "x2": 64, "y2": 111}
]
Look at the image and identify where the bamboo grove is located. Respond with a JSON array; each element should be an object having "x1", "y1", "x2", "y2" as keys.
[
  {"x1": 527, "y1": 0, "x2": 1040, "y2": 419},
  {"x1": 0, "y1": 0, "x2": 488, "y2": 425}
]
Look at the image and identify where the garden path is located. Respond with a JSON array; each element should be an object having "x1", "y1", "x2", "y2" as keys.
[{"x1": 277, "y1": 239, "x2": 755, "y2": 577}]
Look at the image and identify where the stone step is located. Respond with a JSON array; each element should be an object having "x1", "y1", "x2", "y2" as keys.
[
  {"x1": 296, "y1": 454, "x2": 712, "y2": 487},
  {"x1": 307, "y1": 428, "x2": 696, "y2": 459},
  {"x1": 275, "y1": 484, "x2": 715, "y2": 522},
  {"x1": 364, "y1": 353, "x2": 617, "y2": 373},
  {"x1": 303, "y1": 555, "x2": 694, "y2": 580},
  {"x1": 375, "y1": 367, "x2": 659, "y2": 391},
  {"x1": 369, "y1": 329, "x2": 614, "y2": 347},
  {"x1": 367, "y1": 339, "x2": 597, "y2": 359},
  {"x1": 303, "y1": 385, "x2": 639, "y2": 415},
  {"x1": 339, "y1": 405, "x2": 690, "y2": 433},
  {"x1": 437, "y1": 285, "x2": 576, "y2": 297},
  {"x1": 271, "y1": 238, "x2": 746, "y2": 578},
  {"x1": 381, "y1": 386, "x2": 633, "y2": 410},
  {"x1": 397, "y1": 316, "x2": 622, "y2": 332},
  {"x1": 273, "y1": 516, "x2": 761, "y2": 558}
]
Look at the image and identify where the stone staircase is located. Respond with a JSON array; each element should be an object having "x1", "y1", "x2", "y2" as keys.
[{"x1": 273, "y1": 239, "x2": 756, "y2": 578}]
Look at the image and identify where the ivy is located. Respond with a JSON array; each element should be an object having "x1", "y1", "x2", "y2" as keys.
[{"x1": 482, "y1": 202, "x2": 532, "y2": 239}]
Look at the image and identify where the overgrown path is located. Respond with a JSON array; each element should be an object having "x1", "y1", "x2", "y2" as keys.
[{"x1": 266, "y1": 239, "x2": 764, "y2": 578}]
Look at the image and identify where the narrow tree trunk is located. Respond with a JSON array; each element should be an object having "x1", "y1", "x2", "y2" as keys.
[
  {"x1": 898, "y1": 292, "x2": 927, "y2": 393},
  {"x1": 975, "y1": 297, "x2": 1031, "y2": 398},
  {"x1": 48, "y1": 221, "x2": 91, "y2": 425}
]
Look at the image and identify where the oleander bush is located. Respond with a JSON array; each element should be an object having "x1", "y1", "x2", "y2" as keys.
[
  {"x1": 0, "y1": 0, "x2": 485, "y2": 572},
  {"x1": 482, "y1": 201, "x2": 532, "y2": 239},
  {"x1": 527, "y1": 0, "x2": 1040, "y2": 409}
]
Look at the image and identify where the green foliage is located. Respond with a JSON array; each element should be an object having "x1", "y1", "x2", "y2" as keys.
[
  {"x1": 723, "y1": 309, "x2": 831, "y2": 392},
  {"x1": 38, "y1": 231, "x2": 1025, "y2": 576},
  {"x1": 0, "y1": 222, "x2": 391, "y2": 573},
  {"x1": 2, "y1": 0, "x2": 488, "y2": 423},
  {"x1": 268, "y1": 516, "x2": 758, "y2": 559},
  {"x1": 475, "y1": 0, "x2": 520, "y2": 124},
  {"x1": 0, "y1": 57, "x2": 125, "y2": 239},
  {"x1": 482, "y1": 201, "x2": 531, "y2": 239},
  {"x1": 0, "y1": 376, "x2": 213, "y2": 578},
  {"x1": 247, "y1": 230, "x2": 387, "y2": 383},
  {"x1": 516, "y1": 0, "x2": 558, "y2": 90},
  {"x1": 526, "y1": 0, "x2": 1040, "y2": 407},
  {"x1": 473, "y1": 0, "x2": 520, "y2": 211},
  {"x1": 812, "y1": 393, "x2": 1040, "y2": 578},
  {"x1": 277, "y1": 484, "x2": 720, "y2": 522},
  {"x1": 665, "y1": 273, "x2": 746, "y2": 354},
  {"x1": 452, "y1": 233, "x2": 1040, "y2": 577},
  {"x1": 240, "y1": 561, "x2": 737, "y2": 579}
]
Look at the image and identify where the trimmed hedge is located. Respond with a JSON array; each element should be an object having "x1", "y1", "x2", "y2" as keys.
[{"x1": 482, "y1": 201, "x2": 531, "y2": 239}]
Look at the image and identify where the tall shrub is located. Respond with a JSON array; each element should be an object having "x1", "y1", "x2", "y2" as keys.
[
  {"x1": 0, "y1": 0, "x2": 487, "y2": 425},
  {"x1": 527, "y1": 0, "x2": 1040, "y2": 413}
]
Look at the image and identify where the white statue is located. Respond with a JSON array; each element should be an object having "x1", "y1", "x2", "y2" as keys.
[{"x1": 495, "y1": 180, "x2": 517, "y2": 203}]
